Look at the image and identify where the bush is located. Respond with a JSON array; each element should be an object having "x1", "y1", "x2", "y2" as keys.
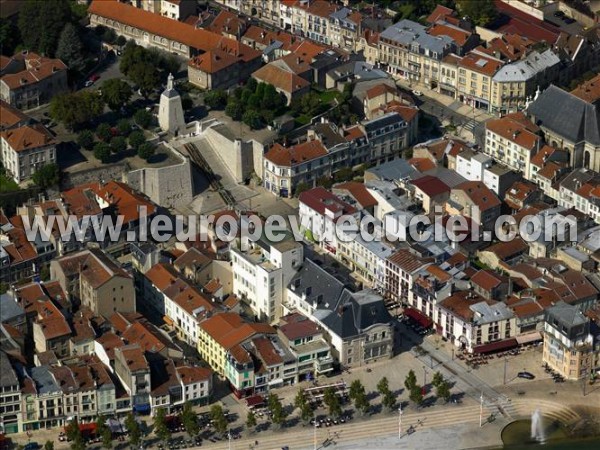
[
  {"x1": 77, "y1": 130, "x2": 94, "y2": 150},
  {"x1": 225, "y1": 100, "x2": 243, "y2": 121},
  {"x1": 96, "y1": 123, "x2": 112, "y2": 142},
  {"x1": 32, "y1": 163, "x2": 59, "y2": 189},
  {"x1": 242, "y1": 110, "x2": 262, "y2": 130},
  {"x1": 110, "y1": 136, "x2": 127, "y2": 154},
  {"x1": 204, "y1": 90, "x2": 228, "y2": 109},
  {"x1": 94, "y1": 142, "x2": 111, "y2": 163},
  {"x1": 137, "y1": 142, "x2": 155, "y2": 161},
  {"x1": 134, "y1": 109, "x2": 153, "y2": 129},
  {"x1": 116, "y1": 119, "x2": 131, "y2": 137},
  {"x1": 182, "y1": 95, "x2": 193, "y2": 111},
  {"x1": 129, "y1": 130, "x2": 146, "y2": 150}
]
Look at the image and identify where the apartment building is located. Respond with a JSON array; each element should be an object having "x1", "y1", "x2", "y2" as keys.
[
  {"x1": 0, "y1": 352, "x2": 21, "y2": 434},
  {"x1": 456, "y1": 51, "x2": 503, "y2": 111},
  {"x1": 285, "y1": 260, "x2": 394, "y2": 367},
  {"x1": 231, "y1": 236, "x2": 303, "y2": 323},
  {"x1": 1, "y1": 123, "x2": 56, "y2": 183},
  {"x1": 176, "y1": 366, "x2": 212, "y2": 406},
  {"x1": 378, "y1": 19, "x2": 457, "y2": 88},
  {"x1": 436, "y1": 291, "x2": 517, "y2": 353},
  {"x1": 0, "y1": 52, "x2": 67, "y2": 110},
  {"x1": 114, "y1": 345, "x2": 151, "y2": 414},
  {"x1": 484, "y1": 112, "x2": 542, "y2": 179},
  {"x1": 490, "y1": 49, "x2": 561, "y2": 114},
  {"x1": 543, "y1": 301, "x2": 599, "y2": 381},
  {"x1": 385, "y1": 249, "x2": 432, "y2": 306},
  {"x1": 75, "y1": 249, "x2": 136, "y2": 318},
  {"x1": 446, "y1": 181, "x2": 501, "y2": 231},
  {"x1": 557, "y1": 168, "x2": 600, "y2": 224},
  {"x1": 278, "y1": 312, "x2": 334, "y2": 381}
]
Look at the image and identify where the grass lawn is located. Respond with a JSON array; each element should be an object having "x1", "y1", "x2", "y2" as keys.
[
  {"x1": 0, "y1": 174, "x2": 20, "y2": 193},
  {"x1": 295, "y1": 115, "x2": 311, "y2": 126},
  {"x1": 319, "y1": 90, "x2": 339, "y2": 104}
]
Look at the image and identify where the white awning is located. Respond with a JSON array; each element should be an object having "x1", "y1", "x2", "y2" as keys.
[{"x1": 516, "y1": 331, "x2": 542, "y2": 345}]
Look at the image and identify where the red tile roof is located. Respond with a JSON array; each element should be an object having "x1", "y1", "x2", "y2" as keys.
[
  {"x1": 428, "y1": 23, "x2": 471, "y2": 46},
  {"x1": 454, "y1": 181, "x2": 501, "y2": 211},
  {"x1": 333, "y1": 181, "x2": 377, "y2": 209},
  {"x1": 1, "y1": 123, "x2": 55, "y2": 152},
  {"x1": 411, "y1": 175, "x2": 450, "y2": 197},
  {"x1": 298, "y1": 187, "x2": 357, "y2": 218},
  {"x1": 491, "y1": 0, "x2": 560, "y2": 43},
  {"x1": 458, "y1": 51, "x2": 503, "y2": 77},
  {"x1": 88, "y1": 180, "x2": 157, "y2": 225},
  {"x1": 486, "y1": 113, "x2": 540, "y2": 150},
  {"x1": 264, "y1": 140, "x2": 327, "y2": 167},
  {"x1": 252, "y1": 63, "x2": 310, "y2": 94},
  {"x1": 426, "y1": 5, "x2": 455, "y2": 24}
]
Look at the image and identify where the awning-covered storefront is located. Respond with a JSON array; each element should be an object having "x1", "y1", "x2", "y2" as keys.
[
  {"x1": 163, "y1": 315, "x2": 174, "y2": 326},
  {"x1": 516, "y1": 331, "x2": 542, "y2": 345},
  {"x1": 245, "y1": 395, "x2": 265, "y2": 409},
  {"x1": 404, "y1": 307, "x2": 433, "y2": 328},
  {"x1": 473, "y1": 338, "x2": 518, "y2": 354}
]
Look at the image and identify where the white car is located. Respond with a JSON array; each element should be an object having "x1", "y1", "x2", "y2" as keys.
[{"x1": 412, "y1": 90, "x2": 423, "y2": 96}]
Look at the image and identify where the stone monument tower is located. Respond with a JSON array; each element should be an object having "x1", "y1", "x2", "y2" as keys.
[{"x1": 158, "y1": 73, "x2": 186, "y2": 135}]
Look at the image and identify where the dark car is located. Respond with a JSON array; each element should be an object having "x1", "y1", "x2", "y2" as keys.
[
  {"x1": 563, "y1": 17, "x2": 576, "y2": 24},
  {"x1": 24, "y1": 443, "x2": 40, "y2": 450},
  {"x1": 517, "y1": 371, "x2": 535, "y2": 380},
  {"x1": 554, "y1": 10, "x2": 565, "y2": 17}
]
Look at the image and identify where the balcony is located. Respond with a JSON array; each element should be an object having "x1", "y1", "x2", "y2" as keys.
[{"x1": 316, "y1": 356, "x2": 334, "y2": 374}]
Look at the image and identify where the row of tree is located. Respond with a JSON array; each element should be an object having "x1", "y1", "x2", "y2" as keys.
[{"x1": 204, "y1": 78, "x2": 287, "y2": 130}]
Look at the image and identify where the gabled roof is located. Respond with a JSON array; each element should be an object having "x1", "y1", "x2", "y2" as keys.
[
  {"x1": 1, "y1": 123, "x2": 55, "y2": 152},
  {"x1": 298, "y1": 187, "x2": 357, "y2": 219},
  {"x1": 411, "y1": 175, "x2": 450, "y2": 197},
  {"x1": 252, "y1": 63, "x2": 310, "y2": 94},
  {"x1": 528, "y1": 84, "x2": 600, "y2": 145},
  {"x1": 264, "y1": 140, "x2": 327, "y2": 167},
  {"x1": 453, "y1": 181, "x2": 501, "y2": 211}
]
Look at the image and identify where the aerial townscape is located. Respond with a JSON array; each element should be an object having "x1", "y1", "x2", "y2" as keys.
[{"x1": 1, "y1": 0, "x2": 600, "y2": 449}]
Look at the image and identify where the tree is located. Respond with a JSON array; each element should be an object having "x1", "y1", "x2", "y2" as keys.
[
  {"x1": 102, "y1": 28, "x2": 117, "y2": 44},
  {"x1": 317, "y1": 176, "x2": 333, "y2": 189},
  {"x1": 377, "y1": 377, "x2": 390, "y2": 396},
  {"x1": 436, "y1": 380, "x2": 451, "y2": 403},
  {"x1": 96, "y1": 415, "x2": 112, "y2": 450},
  {"x1": 128, "y1": 130, "x2": 146, "y2": 150},
  {"x1": 124, "y1": 412, "x2": 141, "y2": 447},
  {"x1": 300, "y1": 401, "x2": 314, "y2": 423},
  {"x1": 0, "y1": 17, "x2": 20, "y2": 56},
  {"x1": 101, "y1": 79, "x2": 133, "y2": 111},
  {"x1": 134, "y1": 109, "x2": 153, "y2": 129},
  {"x1": 129, "y1": 62, "x2": 161, "y2": 96},
  {"x1": 116, "y1": 118, "x2": 132, "y2": 136},
  {"x1": 154, "y1": 408, "x2": 171, "y2": 444},
  {"x1": 349, "y1": 380, "x2": 365, "y2": 401},
  {"x1": 268, "y1": 394, "x2": 287, "y2": 427},
  {"x1": 94, "y1": 142, "x2": 111, "y2": 163},
  {"x1": 432, "y1": 371, "x2": 444, "y2": 388},
  {"x1": 32, "y1": 163, "x2": 59, "y2": 189},
  {"x1": 382, "y1": 390, "x2": 397, "y2": 411},
  {"x1": 225, "y1": 100, "x2": 244, "y2": 121},
  {"x1": 294, "y1": 388, "x2": 308, "y2": 410},
  {"x1": 323, "y1": 387, "x2": 342, "y2": 418},
  {"x1": 137, "y1": 143, "x2": 155, "y2": 161},
  {"x1": 110, "y1": 136, "x2": 127, "y2": 154},
  {"x1": 116, "y1": 35, "x2": 127, "y2": 47},
  {"x1": 18, "y1": 0, "x2": 73, "y2": 56},
  {"x1": 210, "y1": 404, "x2": 228, "y2": 436},
  {"x1": 354, "y1": 390, "x2": 370, "y2": 416},
  {"x1": 409, "y1": 385, "x2": 424, "y2": 406},
  {"x1": 182, "y1": 95, "x2": 193, "y2": 111},
  {"x1": 246, "y1": 411, "x2": 257, "y2": 432},
  {"x1": 56, "y1": 23, "x2": 85, "y2": 74},
  {"x1": 65, "y1": 418, "x2": 84, "y2": 450},
  {"x1": 334, "y1": 167, "x2": 354, "y2": 182},
  {"x1": 404, "y1": 370, "x2": 417, "y2": 391},
  {"x1": 44, "y1": 441, "x2": 54, "y2": 450},
  {"x1": 204, "y1": 90, "x2": 228, "y2": 109},
  {"x1": 50, "y1": 92, "x2": 104, "y2": 130},
  {"x1": 294, "y1": 388, "x2": 313, "y2": 423},
  {"x1": 77, "y1": 130, "x2": 95, "y2": 150},
  {"x1": 456, "y1": 0, "x2": 498, "y2": 26},
  {"x1": 295, "y1": 182, "x2": 310, "y2": 197},
  {"x1": 180, "y1": 401, "x2": 199, "y2": 438},
  {"x1": 96, "y1": 123, "x2": 112, "y2": 142},
  {"x1": 242, "y1": 110, "x2": 262, "y2": 130}
]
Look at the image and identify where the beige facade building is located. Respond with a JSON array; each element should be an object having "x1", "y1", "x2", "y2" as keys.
[
  {"x1": 456, "y1": 51, "x2": 503, "y2": 111},
  {"x1": 1, "y1": 123, "x2": 56, "y2": 184},
  {"x1": 543, "y1": 302, "x2": 599, "y2": 381}
]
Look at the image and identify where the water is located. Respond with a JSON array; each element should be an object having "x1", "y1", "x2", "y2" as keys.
[{"x1": 530, "y1": 409, "x2": 545, "y2": 443}]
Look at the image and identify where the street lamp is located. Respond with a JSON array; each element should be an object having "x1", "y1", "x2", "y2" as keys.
[
  {"x1": 503, "y1": 357, "x2": 508, "y2": 385},
  {"x1": 314, "y1": 413, "x2": 318, "y2": 450},
  {"x1": 398, "y1": 404, "x2": 403, "y2": 439},
  {"x1": 479, "y1": 393, "x2": 484, "y2": 427}
]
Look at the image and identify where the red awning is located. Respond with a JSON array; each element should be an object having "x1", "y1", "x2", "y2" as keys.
[
  {"x1": 404, "y1": 307, "x2": 433, "y2": 328},
  {"x1": 246, "y1": 395, "x2": 265, "y2": 408},
  {"x1": 473, "y1": 338, "x2": 518, "y2": 354}
]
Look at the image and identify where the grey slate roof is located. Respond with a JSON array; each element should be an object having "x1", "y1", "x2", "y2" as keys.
[
  {"x1": 30, "y1": 365, "x2": 60, "y2": 395},
  {"x1": 290, "y1": 260, "x2": 392, "y2": 339},
  {"x1": 546, "y1": 301, "x2": 588, "y2": 327},
  {"x1": 365, "y1": 158, "x2": 420, "y2": 182},
  {"x1": 527, "y1": 85, "x2": 600, "y2": 145},
  {"x1": 0, "y1": 351, "x2": 19, "y2": 388},
  {"x1": 380, "y1": 19, "x2": 455, "y2": 57},
  {"x1": 363, "y1": 112, "x2": 405, "y2": 134},
  {"x1": 0, "y1": 293, "x2": 25, "y2": 323},
  {"x1": 492, "y1": 49, "x2": 560, "y2": 82}
]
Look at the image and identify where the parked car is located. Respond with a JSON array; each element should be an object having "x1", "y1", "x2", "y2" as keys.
[
  {"x1": 517, "y1": 371, "x2": 535, "y2": 380},
  {"x1": 85, "y1": 74, "x2": 100, "y2": 87},
  {"x1": 563, "y1": 17, "x2": 576, "y2": 24},
  {"x1": 411, "y1": 90, "x2": 423, "y2": 96},
  {"x1": 554, "y1": 10, "x2": 565, "y2": 17},
  {"x1": 24, "y1": 443, "x2": 40, "y2": 450}
]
